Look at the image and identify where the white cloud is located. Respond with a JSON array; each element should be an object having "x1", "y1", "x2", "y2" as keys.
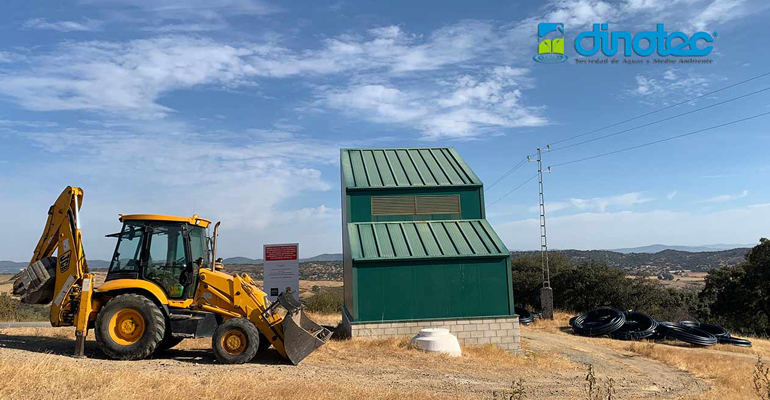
[
  {"x1": 0, "y1": 37, "x2": 259, "y2": 116},
  {"x1": 495, "y1": 203, "x2": 770, "y2": 251},
  {"x1": 321, "y1": 66, "x2": 546, "y2": 138},
  {"x1": 691, "y1": 0, "x2": 748, "y2": 31},
  {"x1": 0, "y1": 22, "x2": 516, "y2": 122},
  {"x1": 667, "y1": 190, "x2": 677, "y2": 200},
  {"x1": 573, "y1": 192, "x2": 654, "y2": 212},
  {"x1": 697, "y1": 190, "x2": 749, "y2": 203},
  {"x1": 81, "y1": 0, "x2": 278, "y2": 21},
  {"x1": 140, "y1": 22, "x2": 228, "y2": 32},
  {"x1": 2, "y1": 120, "x2": 342, "y2": 260},
  {"x1": 629, "y1": 69, "x2": 712, "y2": 104},
  {"x1": 249, "y1": 21, "x2": 499, "y2": 77},
  {"x1": 23, "y1": 18, "x2": 102, "y2": 32},
  {"x1": 528, "y1": 192, "x2": 654, "y2": 213},
  {"x1": 0, "y1": 51, "x2": 26, "y2": 63},
  {"x1": 545, "y1": 0, "x2": 619, "y2": 28},
  {"x1": 0, "y1": 119, "x2": 58, "y2": 128}
]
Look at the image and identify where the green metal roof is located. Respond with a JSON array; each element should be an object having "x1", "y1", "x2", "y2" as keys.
[
  {"x1": 341, "y1": 148, "x2": 482, "y2": 189},
  {"x1": 347, "y1": 219, "x2": 509, "y2": 261}
]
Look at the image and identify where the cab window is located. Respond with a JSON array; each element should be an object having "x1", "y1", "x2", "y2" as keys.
[
  {"x1": 144, "y1": 223, "x2": 188, "y2": 298},
  {"x1": 109, "y1": 222, "x2": 144, "y2": 273},
  {"x1": 189, "y1": 226, "x2": 210, "y2": 267}
]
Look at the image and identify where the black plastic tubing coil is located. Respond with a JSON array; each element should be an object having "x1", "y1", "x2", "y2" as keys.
[
  {"x1": 570, "y1": 308, "x2": 626, "y2": 336},
  {"x1": 656, "y1": 323, "x2": 717, "y2": 346},
  {"x1": 515, "y1": 305, "x2": 535, "y2": 325},
  {"x1": 611, "y1": 311, "x2": 658, "y2": 340},
  {"x1": 680, "y1": 320, "x2": 752, "y2": 347}
]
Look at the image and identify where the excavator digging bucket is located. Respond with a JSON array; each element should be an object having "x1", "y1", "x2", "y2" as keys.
[
  {"x1": 13, "y1": 257, "x2": 57, "y2": 304},
  {"x1": 277, "y1": 292, "x2": 333, "y2": 365}
]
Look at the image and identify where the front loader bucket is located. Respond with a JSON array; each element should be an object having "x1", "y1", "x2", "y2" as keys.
[{"x1": 277, "y1": 292, "x2": 333, "y2": 365}]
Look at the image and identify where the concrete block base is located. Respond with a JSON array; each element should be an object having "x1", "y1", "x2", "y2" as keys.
[{"x1": 341, "y1": 309, "x2": 521, "y2": 353}]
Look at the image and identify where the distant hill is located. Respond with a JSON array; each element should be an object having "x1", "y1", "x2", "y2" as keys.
[
  {"x1": 0, "y1": 259, "x2": 111, "y2": 274},
  {"x1": 87, "y1": 260, "x2": 111, "y2": 269},
  {"x1": 512, "y1": 247, "x2": 751, "y2": 272},
  {"x1": 225, "y1": 261, "x2": 343, "y2": 281},
  {"x1": 609, "y1": 244, "x2": 756, "y2": 254},
  {"x1": 0, "y1": 261, "x2": 27, "y2": 274},
  {"x1": 223, "y1": 257, "x2": 263, "y2": 265},
  {"x1": 223, "y1": 253, "x2": 343, "y2": 264},
  {"x1": 302, "y1": 253, "x2": 343, "y2": 262}
]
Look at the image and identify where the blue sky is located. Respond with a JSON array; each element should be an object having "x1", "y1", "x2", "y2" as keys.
[{"x1": 1, "y1": 0, "x2": 769, "y2": 261}]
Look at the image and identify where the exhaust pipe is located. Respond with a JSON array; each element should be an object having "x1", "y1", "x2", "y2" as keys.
[{"x1": 211, "y1": 221, "x2": 221, "y2": 270}]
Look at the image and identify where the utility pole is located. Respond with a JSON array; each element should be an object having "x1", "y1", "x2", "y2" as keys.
[{"x1": 528, "y1": 146, "x2": 553, "y2": 319}]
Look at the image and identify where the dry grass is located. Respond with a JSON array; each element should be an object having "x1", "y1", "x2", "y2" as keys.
[
  {"x1": 626, "y1": 341, "x2": 760, "y2": 400},
  {"x1": 0, "y1": 353, "x2": 459, "y2": 400},
  {"x1": 0, "y1": 325, "x2": 587, "y2": 400},
  {"x1": 526, "y1": 310, "x2": 770, "y2": 400}
]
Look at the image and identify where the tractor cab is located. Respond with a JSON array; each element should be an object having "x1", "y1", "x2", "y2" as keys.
[{"x1": 106, "y1": 214, "x2": 212, "y2": 300}]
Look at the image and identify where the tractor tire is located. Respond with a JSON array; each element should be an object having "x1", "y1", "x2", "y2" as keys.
[
  {"x1": 212, "y1": 318, "x2": 260, "y2": 364},
  {"x1": 94, "y1": 294, "x2": 166, "y2": 360}
]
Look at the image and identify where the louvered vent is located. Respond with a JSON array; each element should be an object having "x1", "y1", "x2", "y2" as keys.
[{"x1": 371, "y1": 195, "x2": 460, "y2": 216}]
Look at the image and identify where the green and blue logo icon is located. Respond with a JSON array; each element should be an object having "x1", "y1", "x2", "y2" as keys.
[{"x1": 534, "y1": 23, "x2": 568, "y2": 64}]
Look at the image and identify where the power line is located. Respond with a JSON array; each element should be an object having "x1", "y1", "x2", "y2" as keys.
[
  {"x1": 485, "y1": 157, "x2": 527, "y2": 191},
  {"x1": 550, "y1": 86, "x2": 770, "y2": 153},
  {"x1": 547, "y1": 71, "x2": 770, "y2": 147},
  {"x1": 488, "y1": 173, "x2": 538, "y2": 207},
  {"x1": 550, "y1": 110, "x2": 770, "y2": 168}
]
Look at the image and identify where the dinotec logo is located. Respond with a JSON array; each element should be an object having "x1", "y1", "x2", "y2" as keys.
[
  {"x1": 534, "y1": 23, "x2": 568, "y2": 64},
  {"x1": 535, "y1": 23, "x2": 716, "y2": 64}
]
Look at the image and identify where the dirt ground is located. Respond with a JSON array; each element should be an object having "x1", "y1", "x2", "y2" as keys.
[
  {"x1": 0, "y1": 273, "x2": 762, "y2": 399},
  {"x1": 4, "y1": 310, "x2": 762, "y2": 400},
  {"x1": 635, "y1": 272, "x2": 709, "y2": 290}
]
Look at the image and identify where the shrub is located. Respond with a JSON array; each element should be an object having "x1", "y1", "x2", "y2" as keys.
[
  {"x1": 0, "y1": 293, "x2": 49, "y2": 321},
  {"x1": 304, "y1": 289, "x2": 344, "y2": 314},
  {"x1": 512, "y1": 252, "x2": 703, "y2": 321}
]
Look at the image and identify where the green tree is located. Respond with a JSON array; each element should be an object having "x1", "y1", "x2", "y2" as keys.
[
  {"x1": 701, "y1": 238, "x2": 770, "y2": 335},
  {"x1": 510, "y1": 251, "x2": 570, "y2": 308}
]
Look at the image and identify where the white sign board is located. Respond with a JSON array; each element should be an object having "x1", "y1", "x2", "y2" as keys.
[{"x1": 263, "y1": 243, "x2": 299, "y2": 302}]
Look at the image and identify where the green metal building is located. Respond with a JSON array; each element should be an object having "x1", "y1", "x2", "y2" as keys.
[{"x1": 341, "y1": 147, "x2": 514, "y2": 323}]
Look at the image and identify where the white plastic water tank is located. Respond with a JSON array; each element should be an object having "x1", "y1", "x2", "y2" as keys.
[{"x1": 411, "y1": 328, "x2": 462, "y2": 357}]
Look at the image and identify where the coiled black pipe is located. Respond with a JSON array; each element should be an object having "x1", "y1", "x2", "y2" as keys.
[
  {"x1": 719, "y1": 336, "x2": 753, "y2": 347},
  {"x1": 515, "y1": 306, "x2": 534, "y2": 325},
  {"x1": 611, "y1": 311, "x2": 658, "y2": 340},
  {"x1": 655, "y1": 323, "x2": 717, "y2": 346},
  {"x1": 679, "y1": 321, "x2": 729, "y2": 339},
  {"x1": 678, "y1": 320, "x2": 752, "y2": 346},
  {"x1": 570, "y1": 308, "x2": 626, "y2": 336}
]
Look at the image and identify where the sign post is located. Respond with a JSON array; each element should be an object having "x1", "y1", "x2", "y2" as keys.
[{"x1": 263, "y1": 243, "x2": 300, "y2": 302}]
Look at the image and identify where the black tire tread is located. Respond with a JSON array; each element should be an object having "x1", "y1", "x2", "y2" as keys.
[
  {"x1": 94, "y1": 293, "x2": 165, "y2": 360},
  {"x1": 211, "y1": 318, "x2": 260, "y2": 364}
]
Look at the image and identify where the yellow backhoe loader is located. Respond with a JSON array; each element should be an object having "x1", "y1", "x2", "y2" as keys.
[{"x1": 12, "y1": 186, "x2": 331, "y2": 364}]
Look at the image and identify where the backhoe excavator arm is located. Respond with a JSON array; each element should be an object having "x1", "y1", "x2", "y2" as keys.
[{"x1": 13, "y1": 186, "x2": 94, "y2": 356}]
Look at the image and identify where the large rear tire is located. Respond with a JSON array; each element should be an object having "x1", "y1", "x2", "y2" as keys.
[
  {"x1": 212, "y1": 318, "x2": 259, "y2": 364},
  {"x1": 94, "y1": 294, "x2": 166, "y2": 360}
]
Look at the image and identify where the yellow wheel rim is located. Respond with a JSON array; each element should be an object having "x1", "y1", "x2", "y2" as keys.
[
  {"x1": 221, "y1": 329, "x2": 247, "y2": 355},
  {"x1": 108, "y1": 309, "x2": 146, "y2": 346}
]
